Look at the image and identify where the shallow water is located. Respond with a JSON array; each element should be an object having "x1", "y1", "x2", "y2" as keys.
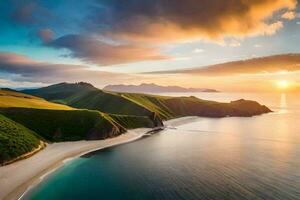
[{"x1": 23, "y1": 93, "x2": 300, "y2": 200}]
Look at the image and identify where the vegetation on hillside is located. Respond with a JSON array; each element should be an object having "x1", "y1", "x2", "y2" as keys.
[
  {"x1": 0, "y1": 114, "x2": 40, "y2": 165},
  {"x1": 0, "y1": 89, "x2": 73, "y2": 110},
  {"x1": 109, "y1": 114, "x2": 158, "y2": 129},
  {"x1": 22, "y1": 82, "x2": 98, "y2": 101},
  {"x1": 123, "y1": 94, "x2": 271, "y2": 118},
  {"x1": 23, "y1": 83, "x2": 153, "y2": 116},
  {"x1": 0, "y1": 87, "x2": 164, "y2": 164},
  {"x1": 0, "y1": 108, "x2": 126, "y2": 141},
  {"x1": 64, "y1": 90, "x2": 152, "y2": 116}
]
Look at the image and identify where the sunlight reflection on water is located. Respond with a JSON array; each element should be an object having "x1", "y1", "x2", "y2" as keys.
[{"x1": 279, "y1": 93, "x2": 288, "y2": 114}]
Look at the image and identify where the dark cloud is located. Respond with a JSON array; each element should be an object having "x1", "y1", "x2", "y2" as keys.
[
  {"x1": 6, "y1": 0, "x2": 297, "y2": 43},
  {"x1": 48, "y1": 34, "x2": 168, "y2": 66},
  {"x1": 148, "y1": 54, "x2": 300, "y2": 75},
  {"x1": 84, "y1": 0, "x2": 297, "y2": 43}
]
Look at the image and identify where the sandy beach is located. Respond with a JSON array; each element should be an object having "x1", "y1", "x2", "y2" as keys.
[
  {"x1": 0, "y1": 116, "x2": 198, "y2": 200},
  {"x1": 0, "y1": 128, "x2": 151, "y2": 200},
  {"x1": 164, "y1": 116, "x2": 199, "y2": 127}
]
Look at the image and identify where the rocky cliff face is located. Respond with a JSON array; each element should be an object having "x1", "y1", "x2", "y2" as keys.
[
  {"x1": 86, "y1": 125, "x2": 126, "y2": 140},
  {"x1": 149, "y1": 112, "x2": 164, "y2": 127},
  {"x1": 227, "y1": 99, "x2": 272, "y2": 117}
]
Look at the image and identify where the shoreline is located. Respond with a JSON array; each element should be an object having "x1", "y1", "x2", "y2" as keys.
[
  {"x1": 0, "y1": 116, "x2": 197, "y2": 200},
  {"x1": 0, "y1": 128, "x2": 153, "y2": 200}
]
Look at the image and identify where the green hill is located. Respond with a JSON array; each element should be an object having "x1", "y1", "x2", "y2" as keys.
[
  {"x1": 0, "y1": 88, "x2": 161, "y2": 164},
  {"x1": 23, "y1": 83, "x2": 153, "y2": 116},
  {"x1": 1, "y1": 88, "x2": 163, "y2": 139},
  {"x1": 22, "y1": 82, "x2": 271, "y2": 119},
  {"x1": 109, "y1": 113, "x2": 162, "y2": 129},
  {"x1": 0, "y1": 114, "x2": 41, "y2": 165},
  {"x1": 22, "y1": 82, "x2": 98, "y2": 102},
  {"x1": 122, "y1": 93, "x2": 271, "y2": 118},
  {"x1": 0, "y1": 88, "x2": 73, "y2": 110},
  {"x1": 0, "y1": 108, "x2": 126, "y2": 141},
  {"x1": 0, "y1": 88, "x2": 159, "y2": 141}
]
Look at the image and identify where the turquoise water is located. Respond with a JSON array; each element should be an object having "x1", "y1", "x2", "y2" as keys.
[{"x1": 23, "y1": 93, "x2": 300, "y2": 200}]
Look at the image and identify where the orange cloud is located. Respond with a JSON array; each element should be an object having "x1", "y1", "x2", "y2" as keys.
[
  {"x1": 100, "y1": 0, "x2": 297, "y2": 43},
  {"x1": 149, "y1": 54, "x2": 300, "y2": 76},
  {"x1": 49, "y1": 35, "x2": 168, "y2": 66},
  {"x1": 281, "y1": 11, "x2": 296, "y2": 20}
]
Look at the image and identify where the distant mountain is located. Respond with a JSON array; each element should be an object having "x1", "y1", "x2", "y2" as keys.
[{"x1": 103, "y1": 83, "x2": 219, "y2": 93}]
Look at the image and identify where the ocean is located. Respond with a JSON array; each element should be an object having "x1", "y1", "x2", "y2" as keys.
[{"x1": 22, "y1": 92, "x2": 300, "y2": 200}]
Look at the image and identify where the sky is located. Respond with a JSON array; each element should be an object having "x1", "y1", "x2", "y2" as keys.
[{"x1": 0, "y1": 0, "x2": 300, "y2": 92}]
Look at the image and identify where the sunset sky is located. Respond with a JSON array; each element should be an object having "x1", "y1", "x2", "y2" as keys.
[{"x1": 0, "y1": 0, "x2": 300, "y2": 92}]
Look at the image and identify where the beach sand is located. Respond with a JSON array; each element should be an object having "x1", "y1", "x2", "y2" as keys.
[
  {"x1": 0, "y1": 128, "x2": 150, "y2": 200},
  {"x1": 164, "y1": 116, "x2": 199, "y2": 127},
  {"x1": 0, "y1": 116, "x2": 198, "y2": 200}
]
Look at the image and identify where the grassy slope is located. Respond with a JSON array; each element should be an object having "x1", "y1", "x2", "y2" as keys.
[
  {"x1": 64, "y1": 90, "x2": 152, "y2": 116},
  {"x1": 0, "y1": 89, "x2": 158, "y2": 141},
  {"x1": 0, "y1": 88, "x2": 159, "y2": 164},
  {"x1": 22, "y1": 82, "x2": 98, "y2": 102},
  {"x1": 0, "y1": 108, "x2": 126, "y2": 141},
  {"x1": 122, "y1": 93, "x2": 271, "y2": 119},
  {"x1": 108, "y1": 114, "x2": 157, "y2": 129},
  {"x1": 23, "y1": 83, "x2": 154, "y2": 116},
  {"x1": 0, "y1": 89, "x2": 73, "y2": 110},
  {"x1": 0, "y1": 114, "x2": 40, "y2": 164}
]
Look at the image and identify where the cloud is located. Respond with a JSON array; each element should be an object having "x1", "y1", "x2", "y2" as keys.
[
  {"x1": 11, "y1": 1, "x2": 51, "y2": 25},
  {"x1": 11, "y1": 2, "x2": 37, "y2": 24},
  {"x1": 0, "y1": 78, "x2": 46, "y2": 89},
  {"x1": 148, "y1": 54, "x2": 300, "y2": 75},
  {"x1": 48, "y1": 34, "x2": 168, "y2": 66},
  {"x1": 87, "y1": 0, "x2": 297, "y2": 43},
  {"x1": 37, "y1": 28, "x2": 54, "y2": 43},
  {"x1": 0, "y1": 51, "x2": 137, "y2": 86},
  {"x1": 193, "y1": 48, "x2": 204, "y2": 53},
  {"x1": 5, "y1": 0, "x2": 298, "y2": 67},
  {"x1": 228, "y1": 40, "x2": 241, "y2": 47},
  {"x1": 0, "y1": 52, "x2": 75, "y2": 76},
  {"x1": 281, "y1": 11, "x2": 296, "y2": 20}
]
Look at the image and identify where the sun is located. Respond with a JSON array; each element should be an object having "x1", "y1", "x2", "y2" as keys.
[{"x1": 276, "y1": 80, "x2": 290, "y2": 90}]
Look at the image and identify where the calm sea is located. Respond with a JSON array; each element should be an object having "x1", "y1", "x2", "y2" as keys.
[{"x1": 23, "y1": 93, "x2": 300, "y2": 200}]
